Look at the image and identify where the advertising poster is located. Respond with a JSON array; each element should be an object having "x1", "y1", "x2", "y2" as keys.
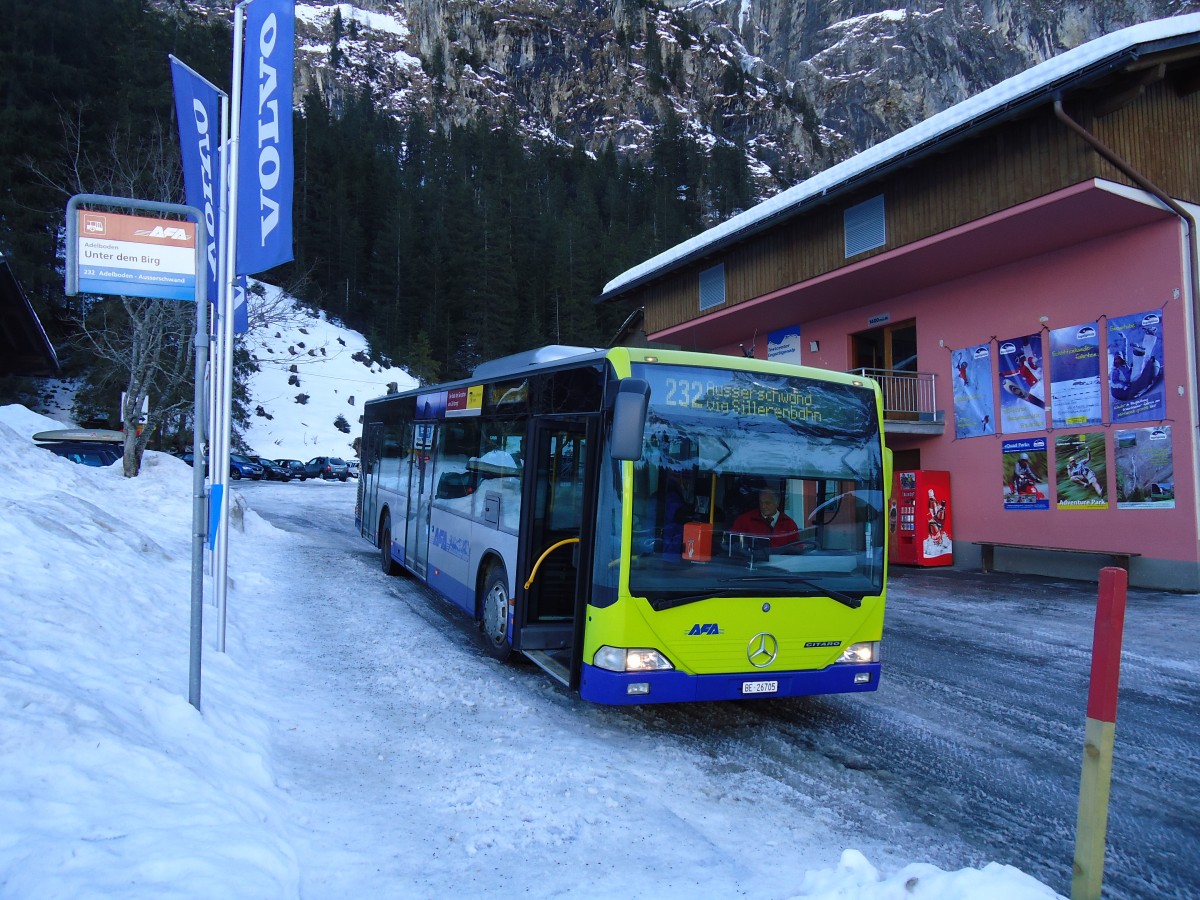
[
  {"x1": 1054, "y1": 432, "x2": 1108, "y2": 510},
  {"x1": 1049, "y1": 323, "x2": 1102, "y2": 428},
  {"x1": 997, "y1": 333, "x2": 1046, "y2": 433},
  {"x1": 445, "y1": 385, "x2": 483, "y2": 418},
  {"x1": 767, "y1": 325, "x2": 802, "y2": 364},
  {"x1": 951, "y1": 344, "x2": 995, "y2": 438},
  {"x1": 415, "y1": 390, "x2": 448, "y2": 420},
  {"x1": 1108, "y1": 310, "x2": 1165, "y2": 422},
  {"x1": 1115, "y1": 426, "x2": 1175, "y2": 509},
  {"x1": 1002, "y1": 437, "x2": 1049, "y2": 510}
]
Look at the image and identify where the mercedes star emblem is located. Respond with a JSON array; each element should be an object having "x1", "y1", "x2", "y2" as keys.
[{"x1": 747, "y1": 632, "x2": 779, "y2": 668}]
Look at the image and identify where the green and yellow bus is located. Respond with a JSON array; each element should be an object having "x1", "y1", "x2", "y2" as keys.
[{"x1": 356, "y1": 346, "x2": 889, "y2": 704}]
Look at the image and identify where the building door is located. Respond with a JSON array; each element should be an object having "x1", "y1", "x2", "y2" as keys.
[{"x1": 852, "y1": 320, "x2": 918, "y2": 419}]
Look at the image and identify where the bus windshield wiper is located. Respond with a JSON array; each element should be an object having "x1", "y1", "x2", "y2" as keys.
[
  {"x1": 721, "y1": 575, "x2": 862, "y2": 609},
  {"x1": 646, "y1": 587, "x2": 793, "y2": 611}
]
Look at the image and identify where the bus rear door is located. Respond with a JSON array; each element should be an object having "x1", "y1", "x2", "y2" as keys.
[
  {"x1": 515, "y1": 416, "x2": 598, "y2": 686},
  {"x1": 360, "y1": 421, "x2": 383, "y2": 544},
  {"x1": 405, "y1": 422, "x2": 436, "y2": 578}
]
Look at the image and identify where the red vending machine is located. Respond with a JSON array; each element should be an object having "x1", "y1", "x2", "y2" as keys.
[{"x1": 889, "y1": 470, "x2": 953, "y2": 566}]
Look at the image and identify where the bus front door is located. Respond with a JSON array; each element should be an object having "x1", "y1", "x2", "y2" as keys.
[{"x1": 515, "y1": 416, "x2": 597, "y2": 686}]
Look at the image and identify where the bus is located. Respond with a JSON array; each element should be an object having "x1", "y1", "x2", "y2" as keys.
[{"x1": 356, "y1": 345, "x2": 890, "y2": 705}]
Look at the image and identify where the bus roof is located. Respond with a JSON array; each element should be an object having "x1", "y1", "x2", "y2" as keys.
[
  {"x1": 364, "y1": 344, "x2": 879, "y2": 408},
  {"x1": 365, "y1": 345, "x2": 609, "y2": 406},
  {"x1": 471, "y1": 345, "x2": 604, "y2": 380}
]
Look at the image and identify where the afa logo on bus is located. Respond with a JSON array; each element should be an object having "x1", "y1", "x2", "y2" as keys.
[
  {"x1": 430, "y1": 526, "x2": 469, "y2": 561},
  {"x1": 688, "y1": 623, "x2": 723, "y2": 636}
]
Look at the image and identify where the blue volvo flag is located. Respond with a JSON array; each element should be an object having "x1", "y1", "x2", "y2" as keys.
[
  {"x1": 236, "y1": 0, "x2": 295, "y2": 276},
  {"x1": 233, "y1": 276, "x2": 249, "y2": 334},
  {"x1": 169, "y1": 56, "x2": 224, "y2": 308}
]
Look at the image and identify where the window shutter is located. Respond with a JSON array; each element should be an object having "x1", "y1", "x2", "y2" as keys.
[
  {"x1": 699, "y1": 263, "x2": 725, "y2": 311},
  {"x1": 844, "y1": 194, "x2": 886, "y2": 257}
]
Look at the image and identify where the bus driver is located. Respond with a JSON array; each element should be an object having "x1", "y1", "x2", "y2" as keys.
[{"x1": 731, "y1": 488, "x2": 800, "y2": 549}]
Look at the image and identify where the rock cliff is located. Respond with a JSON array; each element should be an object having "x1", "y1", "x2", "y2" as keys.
[{"x1": 287, "y1": 0, "x2": 1198, "y2": 194}]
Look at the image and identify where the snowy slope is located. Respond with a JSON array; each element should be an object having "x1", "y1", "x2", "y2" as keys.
[
  {"x1": 239, "y1": 283, "x2": 417, "y2": 461},
  {"x1": 25, "y1": 283, "x2": 416, "y2": 459}
]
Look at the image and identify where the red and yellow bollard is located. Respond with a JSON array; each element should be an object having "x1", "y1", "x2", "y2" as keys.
[{"x1": 1071, "y1": 566, "x2": 1128, "y2": 900}]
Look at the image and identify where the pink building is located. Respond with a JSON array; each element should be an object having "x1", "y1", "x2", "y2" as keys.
[{"x1": 601, "y1": 16, "x2": 1200, "y2": 590}]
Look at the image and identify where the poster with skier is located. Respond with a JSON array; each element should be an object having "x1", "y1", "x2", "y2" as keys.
[
  {"x1": 1108, "y1": 310, "x2": 1165, "y2": 422},
  {"x1": 997, "y1": 333, "x2": 1046, "y2": 433},
  {"x1": 951, "y1": 343, "x2": 996, "y2": 438}
]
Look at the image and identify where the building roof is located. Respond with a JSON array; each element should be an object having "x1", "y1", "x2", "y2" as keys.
[
  {"x1": 0, "y1": 254, "x2": 59, "y2": 377},
  {"x1": 599, "y1": 12, "x2": 1200, "y2": 302}
]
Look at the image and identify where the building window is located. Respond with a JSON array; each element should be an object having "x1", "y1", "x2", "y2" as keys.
[
  {"x1": 844, "y1": 194, "x2": 886, "y2": 257},
  {"x1": 699, "y1": 263, "x2": 725, "y2": 310}
]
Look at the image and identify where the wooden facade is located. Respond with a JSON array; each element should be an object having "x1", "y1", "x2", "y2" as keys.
[{"x1": 625, "y1": 59, "x2": 1200, "y2": 338}]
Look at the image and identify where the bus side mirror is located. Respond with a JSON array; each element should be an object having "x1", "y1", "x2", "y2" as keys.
[{"x1": 611, "y1": 378, "x2": 649, "y2": 461}]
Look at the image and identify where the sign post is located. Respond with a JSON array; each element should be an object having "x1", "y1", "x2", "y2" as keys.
[{"x1": 66, "y1": 194, "x2": 210, "y2": 711}]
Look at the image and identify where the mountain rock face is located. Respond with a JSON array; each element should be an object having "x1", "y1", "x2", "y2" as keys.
[{"x1": 289, "y1": 0, "x2": 1199, "y2": 194}]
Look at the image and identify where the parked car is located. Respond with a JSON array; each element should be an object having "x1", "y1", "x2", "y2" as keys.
[
  {"x1": 184, "y1": 452, "x2": 265, "y2": 481},
  {"x1": 229, "y1": 453, "x2": 264, "y2": 480},
  {"x1": 346, "y1": 459, "x2": 360, "y2": 478},
  {"x1": 254, "y1": 457, "x2": 293, "y2": 481},
  {"x1": 275, "y1": 459, "x2": 308, "y2": 480},
  {"x1": 303, "y1": 456, "x2": 349, "y2": 481},
  {"x1": 38, "y1": 440, "x2": 120, "y2": 467}
]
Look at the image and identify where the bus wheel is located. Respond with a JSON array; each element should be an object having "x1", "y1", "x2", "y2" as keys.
[
  {"x1": 479, "y1": 565, "x2": 513, "y2": 661},
  {"x1": 379, "y1": 513, "x2": 401, "y2": 576}
]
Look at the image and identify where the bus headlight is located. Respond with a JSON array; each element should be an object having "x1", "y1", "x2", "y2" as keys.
[
  {"x1": 836, "y1": 641, "x2": 880, "y2": 664},
  {"x1": 594, "y1": 646, "x2": 675, "y2": 673}
]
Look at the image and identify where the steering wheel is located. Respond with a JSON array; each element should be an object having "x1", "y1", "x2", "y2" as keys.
[{"x1": 778, "y1": 540, "x2": 818, "y2": 555}]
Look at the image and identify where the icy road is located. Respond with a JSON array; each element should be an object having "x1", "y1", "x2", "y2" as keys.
[{"x1": 240, "y1": 479, "x2": 1199, "y2": 899}]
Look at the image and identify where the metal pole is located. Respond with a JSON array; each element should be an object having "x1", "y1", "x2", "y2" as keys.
[
  {"x1": 212, "y1": 90, "x2": 231, "y2": 621},
  {"x1": 215, "y1": 1, "x2": 249, "y2": 652},
  {"x1": 189, "y1": 239, "x2": 210, "y2": 710}
]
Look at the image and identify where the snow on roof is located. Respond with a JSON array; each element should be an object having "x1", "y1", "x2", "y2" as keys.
[{"x1": 601, "y1": 12, "x2": 1200, "y2": 300}]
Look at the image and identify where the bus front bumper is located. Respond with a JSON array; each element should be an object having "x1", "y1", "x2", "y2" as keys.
[{"x1": 579, "y1": 661, "x2": 882, "y2": 705}]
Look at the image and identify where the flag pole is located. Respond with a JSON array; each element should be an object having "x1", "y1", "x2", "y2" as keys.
[
  {"x1": 206, "y1": 92, "x2": 228, "y2": 604},
  {"x1": 215, "y1": 0, "x2": 248, "y2": 652},
  {"x1": 210, "y1": 89, "x2": 231, "y2": 624}
]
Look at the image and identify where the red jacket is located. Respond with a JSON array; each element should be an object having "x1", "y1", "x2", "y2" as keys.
[{"x1": 731, "y1": 509, "x2": 801, "y2": 548}]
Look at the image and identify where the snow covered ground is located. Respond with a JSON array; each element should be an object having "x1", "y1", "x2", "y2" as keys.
[
  {"x1": 1, "y1": 295, "x2": 1062, "y2": 898},
  {"x1": 0, "y1": 468, "x2": 1062, "y2": 897}
]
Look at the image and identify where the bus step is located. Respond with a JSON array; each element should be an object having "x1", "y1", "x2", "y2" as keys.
[{"x1": 524, "y1": 650, "x2": 570, "y2": 686}]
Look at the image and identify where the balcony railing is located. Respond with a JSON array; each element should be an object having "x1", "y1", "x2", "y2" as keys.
[{"x1": 850, "y1": 368, "x2": 942, "y2": 426}]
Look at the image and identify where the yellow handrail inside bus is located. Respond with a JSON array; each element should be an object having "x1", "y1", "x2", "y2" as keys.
[{"x1": 524, "y1": 537, "x2": 580, "y2": 590}]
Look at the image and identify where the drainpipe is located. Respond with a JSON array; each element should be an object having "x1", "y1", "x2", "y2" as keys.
[{"x1": 1054, "y1": 98, "x2": 1200, "y2": 548}]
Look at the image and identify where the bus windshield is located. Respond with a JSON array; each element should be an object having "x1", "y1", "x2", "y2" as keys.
[{"x1": 627, "y1": 363, "x2": 885, "y2": 607}]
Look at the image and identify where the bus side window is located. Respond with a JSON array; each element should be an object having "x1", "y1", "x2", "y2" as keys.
[
  {"x1": 433, "y1": 422, "x2": 481, "y2": 512},
  {"x1": 473, "y1": 424, "x2": 525, "y2": 530}
]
